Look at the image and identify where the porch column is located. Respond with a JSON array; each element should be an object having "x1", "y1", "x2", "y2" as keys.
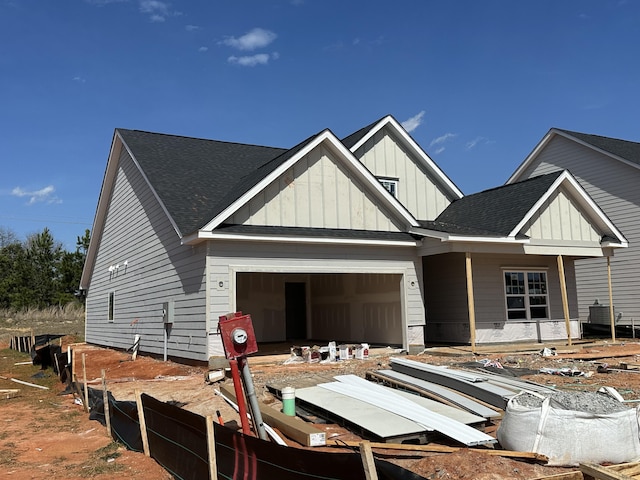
[
  {"x1": 556, "y1": 255, "x2": 572, "y2": 346},
  {"x1": 607, "y1": 256, "x2": 616, "y2": 343},
  {"x1": 465, "y1": 252, "x2": 476, "y2": 353}
]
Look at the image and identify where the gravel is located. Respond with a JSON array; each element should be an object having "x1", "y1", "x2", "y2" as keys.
[{"x1": 513, "y1": 390, "x2": 630, "y2": 413}]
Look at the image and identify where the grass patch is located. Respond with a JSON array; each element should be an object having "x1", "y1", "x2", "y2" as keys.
[
  {"x1": 73, "y1": 442, "x2": 126, "y2": 477},
  {"x1": 0, "y1": 447, "x2": 18, "y2": 465}
]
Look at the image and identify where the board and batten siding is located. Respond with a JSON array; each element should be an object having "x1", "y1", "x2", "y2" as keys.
[
  {"x1": 229, "y1": 144, "x2": 400, "y2": 232},
  {"x1": 522, "y1": 186, "x2": 602, "y2": 244},
  {"x1": 206, "y1": 240, "x2": 424, "y2": 355},
  {"x1": 352, "y1": 126, "x2": 452, "y2": 221},
  {"x1": 517, "y1": 135, "x2": 640, "y2": 324},
  {"x1": 424, "y1": 252, "x2": 579, "y2": 344},
  {"x1": 85, "y1": 148, "x2": 208, "y2": 361}
]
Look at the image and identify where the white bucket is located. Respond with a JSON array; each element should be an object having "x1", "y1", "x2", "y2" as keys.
[{"x1": 282, "y1": 387, "x2": 296, "y2": 416}]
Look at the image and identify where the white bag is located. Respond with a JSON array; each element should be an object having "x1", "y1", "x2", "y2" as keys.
[{"x1": 497, "y1": 391, "x2": 640, "y2": 466}]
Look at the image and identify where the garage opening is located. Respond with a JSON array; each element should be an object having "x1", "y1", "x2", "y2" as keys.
[{"x1": 236, "y1": 272, "x2": 403, "y2": 346}]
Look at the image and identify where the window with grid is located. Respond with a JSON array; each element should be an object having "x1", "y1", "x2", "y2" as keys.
[
  {"x1": 108, "y1": 291, "x2": 115, "y2": 322},
  {"x1": 378, "y1": 177, "x2": 398, "y2": 198},
  {"x1": 504, "y1": 271, "x2": 548, "y2": 320}
]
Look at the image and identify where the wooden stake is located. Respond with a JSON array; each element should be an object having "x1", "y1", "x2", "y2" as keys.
[
  {"x1": 465, "y1": 252, "x2": 477, "y2": 353},
  {"x1": 359, "y1": 441, "x2": 379, "y2": 480},
  {"x1": 607, "y1": 256, "x2": 616, "y2": 344},
  {"x1": 101, "y1": 369, "x2": 112, "y2": 438},
  {"x1": 135, "y1": 390, "x2": 150, "y2": 457},
  {"x1": 206, "y1": 415, "x2": 217, "y2": 480},
  {"x1": 557, "y1": 255, "x2": 572, "y2": 346},
  {"x1": 82, "y1": 353, "x2": 90, "y2": 412}
]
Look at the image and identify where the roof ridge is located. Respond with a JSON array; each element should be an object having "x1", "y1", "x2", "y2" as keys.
[
  {"x1": 116, "y1": 128, "x2": 286, "y2": 151},
  {"x1": 555, "y1": 128, "x2": 640, "y2": 146}
]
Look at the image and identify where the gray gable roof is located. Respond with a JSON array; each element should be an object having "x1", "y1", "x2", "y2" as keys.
[
  {"x1": 117, "y1": 129, "x2": 287, "y2": 235},
  {"x1": 557, "y1": 129, "x2": 640, "y2": 167},
  {"x1": 420, "y1": 171, "x2": 564, "y2": 237},
  {"x1": 216, "y1": 224, "x2": 420, "y2": 242},
  {"x1": 341, "y1": 117, "x2": 385, "y2": 149}
]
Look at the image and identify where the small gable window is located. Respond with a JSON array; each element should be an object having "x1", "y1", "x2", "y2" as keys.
[{"x1": 378, "y1": 177, "x2": 398, "y2": 198}]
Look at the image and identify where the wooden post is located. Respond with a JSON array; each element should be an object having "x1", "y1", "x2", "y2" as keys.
[
  {"x1": 557, "y1": 255, "x2": 572, "y2": 346},
  {"x1": 82, "y1": 353, "x2": 90, "y2": 412},
  {"x1": 359, "y1": 441, "x2": 379, "y2": 480},
  {"x1": 135, "y1": 390, "x2": 150, "y2": 457},
  {"x1": 206, "y1": 415, "x2": 217, "y2": 480},
  {"x1": 102, "y1": 369, "x2": 112, "y2": 438},
  {"x1": 465, "y1": 252, "x2": 477, "y2": 353},
  {"x1": 608, "y1": 256, "x2": 616, "y2": 343},
  {"x1": 31, "y1": 329, "x2": 35, "y2": 352}
]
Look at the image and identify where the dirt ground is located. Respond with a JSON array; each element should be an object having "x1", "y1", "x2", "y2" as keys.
[{"x1": 3, "y1": 336, "x2": 640, "y2": 479}]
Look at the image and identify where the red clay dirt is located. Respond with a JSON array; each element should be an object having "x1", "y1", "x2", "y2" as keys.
[{"x1": 3, "y1": 338, "x2": 640, "y2": 479}]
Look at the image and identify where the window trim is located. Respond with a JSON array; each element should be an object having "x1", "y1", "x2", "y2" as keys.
[
  {"x1": 377, "y1": 177, "x2": 399, "y2": 198},
  {"x1": 502, "y1": 269, "x2": 549, "y2": 321},
  {"x1": 108, "y1": 291, "x2": 115, "y2": 323}
]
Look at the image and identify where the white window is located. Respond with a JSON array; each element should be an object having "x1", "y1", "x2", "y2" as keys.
[
  {"x1": 108, "y1": 291, "x2": 115, "y2": 323},
  {"x1": 378, "y1": 177, "x2": 398, "y2": 197},
  {"x1": 503, "y1": 271, "x2": 548, "y2": 320}
]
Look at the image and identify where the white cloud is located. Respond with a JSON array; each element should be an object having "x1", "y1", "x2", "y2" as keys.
[
  {"x1": 198, "y1": 46, "x2": 208, "y2": 52},
  {"x1": 73, "y1": 76, "x2": 86, "y2": 83},
  {"x1": 466, "y1": 136, "x2": 490, "y2": 150},
  {"x1": 186, "y1": 24, "x2": 200, "y2": 32},
  {"x1": 434, "y1": 147, "x2": 445, "y2": 155},
  {"x1": 228, "y1": 53, "x2": 274, "y2": 67},
  {"x1": 11, "y1": 185, "x2": 62, "y2": 205},
  {"x1": 139, "y1": 0, "x2": 170, "y2": 21},
  {"x1": 401, "y1": 111, "x2": 425, "y2": 133},
  {"x1": 430, "y1": 133, "x2": 457, "y2": 147},
  {"x1": 222, "y1": 28, "x2": 277, "y2": 51}
]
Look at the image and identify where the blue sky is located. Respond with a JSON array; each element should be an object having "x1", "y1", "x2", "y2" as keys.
[{"x1": 1, "y1": 0, "x2": 639, "y2": 250}]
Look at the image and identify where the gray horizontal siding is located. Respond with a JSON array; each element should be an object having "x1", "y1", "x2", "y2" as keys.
[
  {"x1": 85, "y1": 148, "x2": 207, "y2": 362},
  {"x1": 520, "y1": 135, "x2": 640, "y2": 323}
]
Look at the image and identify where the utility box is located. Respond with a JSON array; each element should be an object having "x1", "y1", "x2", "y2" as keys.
[
  {"x1": 162, "y1": 301, "x2": 174, "y2": 324},
  {"x1": 219, "y1": 312, "x2": 258, "y2": 358},
  {"x1": 589, "y1": 301, "x2": 612, "y2": 324}
]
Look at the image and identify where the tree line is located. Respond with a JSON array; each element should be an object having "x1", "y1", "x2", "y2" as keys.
[{"x1": 0, "y1": 227, "x2": 90, "y2": 310}]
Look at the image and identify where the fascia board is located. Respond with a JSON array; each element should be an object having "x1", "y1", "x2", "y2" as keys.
[
  {"x1": 203, "y1": 130, "x2": 420, "y2": 231},
  {"x1": 409, "y1": 227, "x2": 528, "y2": 244},
  {"x1": 553, "y1": 129, "x2": 640, "y2": 172},
  {"x1": 80, "y1": 131, "x2": 183, "y2": 289},
  {"x1": 509, "y1": 171, "x2": 628, "y2": 245},
  {"x1": 80, "y1": 133, "x2": 122, "y2": 290},
  {"x1": 508, "y1": 129, "x2": 640, "y2": 185},
  {"x1": 182, "y1": 231, "x2": 419, "y2": 247},
  {"x1": 350, "y1": 116, "x2": 464, "y2": 200},
  {"x1": 505, "y1": 129, "x2": 554, "y2": 184}
]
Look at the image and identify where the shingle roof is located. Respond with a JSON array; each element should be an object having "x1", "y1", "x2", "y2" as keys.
[
  {"x1": 557, "y1": 129, "x2": 640, "y2": 167},
  {"x1": 341, "y1": 117, "x2": 385, "y2": 149},
  {"x1": 117, "y1": 129, "x2": 287, "y2": 235},
  {"x1": 216, "y1": 224, "x2": 420, "y2": 242},
  {"x1": 420, "y1": 171, "x2": 564, "y2": 237}
]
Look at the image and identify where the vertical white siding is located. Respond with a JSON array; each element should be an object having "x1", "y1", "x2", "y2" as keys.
[
  {"x1": 230, "y1": 145, "x2": 400, "y2": 232},
  {"x1": 85, "y1": 149, "x2": 207, "y2": 361},
  {"x1": 353, "y1": 126, "x2": 452, "y2": 220},
  {"x1": 518, "y1": 136, "x2": 640, "y2": 324},
  {"x1": 523, "y1": 187, "x2": 601, "y2": 243}
]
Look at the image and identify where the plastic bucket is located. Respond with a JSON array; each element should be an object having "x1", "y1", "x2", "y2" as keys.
[{"x1": 282, "y1": 387, "x2": 296, "y2": 416}]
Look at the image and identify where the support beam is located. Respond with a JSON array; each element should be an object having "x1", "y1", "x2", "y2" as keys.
[
  {"x1": 465, "y1": 252, "x2": 476, "y2": 353},
  {"x1": 557, "y1": 255, "x2": 572, "y2": 346},
  {"x1": 607, "y1": 256, "x2": 616, "y2": 344}
]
